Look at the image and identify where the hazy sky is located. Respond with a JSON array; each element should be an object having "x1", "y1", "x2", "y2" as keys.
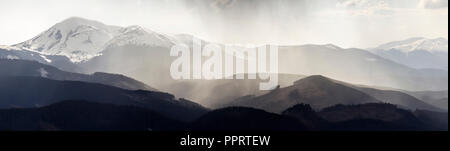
[{"x1": 0, "y1": 0, "x2": 448, "y2": 48}]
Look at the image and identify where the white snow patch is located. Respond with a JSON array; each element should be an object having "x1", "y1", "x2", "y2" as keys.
[
  {"x1": 0, "y1": 45, "x2": 12, "y2": 50},
  {"x1": 105, "y1": 25, "x2": 175, "y2": 48},
  {"x1": 38, "y1": 68, "x2": 49, "y2": 78},
  {"x1": 325, "y1": 44, "x2": 341, "y2": 50},
  {"x1": 40, "y1": 55, "x2": 52, "y2": 63},
  {"x1": 6, "y1": 55, "x2": 20, "y2": 60},
  {"x1": 376, "y1": 37, "x2": 448, "y2": 53},
  {"x1": 0, "y1": 45, "x2": 23, "y2": 51}
]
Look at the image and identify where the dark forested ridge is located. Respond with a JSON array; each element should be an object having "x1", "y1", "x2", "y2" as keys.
[
  {"x1": 0, "y1": 101, "x2": 186, "y2": 131},
  {"x1": 0, "y1": 100, "x2": 444, "y2": 131},
  {"x1": 0, "y1": 76, "x2": 208, "y2": 122},
  {"x1": 191, "y1": 103, "x2": 447, "y2": 131},
  {"x1": 0, "y1": 59, "x2": 156, "y2": 91}
]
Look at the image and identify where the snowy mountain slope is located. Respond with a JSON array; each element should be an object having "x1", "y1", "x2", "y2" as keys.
[
  {"x1": 5, "y1": 17, "x2": 447, "y2": 92},
  {"x1": 374, "y1": 37, "x2": 448, "y2": 53},
  {"x1": 370, "y1": 37, "x2": 448, "y2": 70},
  {"x1": 12, "y1": 17, "x2": 185, "y2": 63},
  {"x1": 104, "y1": 25, "x2": 177, "y2": 49},
  {"x1": 13, "y1": 17, "x2": 122, "y2": 62},
  {"x1": 0, "y1": 45, "x2": 79, "y2": 72}
]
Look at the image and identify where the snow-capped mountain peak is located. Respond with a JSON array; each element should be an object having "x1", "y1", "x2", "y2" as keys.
[
  {"x1": 10, "y1": 17, "x2": 205, "y2": 63},
  {"x1": 13, "y1": 17, "x2": 121, "y2": 63},
  {"x1": 370, "y1": 37, "x2": 448, "y2": 70},
  {"x1": 374, "y1": 37, "x2": 448, "y2": 53},
  {"x1": 324, "y1": 44, "x2": 342, "y2": 50},
  {"x1": 104, "y1": 25, "x2": 177, "y2": 48}
]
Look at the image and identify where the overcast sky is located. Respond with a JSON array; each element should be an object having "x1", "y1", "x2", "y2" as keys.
[{"x1": 0, "y1": 0, "x2": 447, "y2": 48}]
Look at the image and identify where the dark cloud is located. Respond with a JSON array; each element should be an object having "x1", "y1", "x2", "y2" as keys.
[
  {"x1": 186, "y1": 0, "x2": 312, "y2": 13},
  {"x1": 211, "y1": 0, "x2": 235, "y2": 9},
  {"x1": 419, "y1": 0, "x2": 448, "y2": 9}
]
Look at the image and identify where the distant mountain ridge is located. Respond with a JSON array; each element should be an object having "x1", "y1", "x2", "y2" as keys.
[
  {"x1": 370, "y1": 37, "x2": 448, "y2": 70},
  {"x1": 278, "y1": 44, "x2": 448, "y2": 91},
  {"x1": 404, "y1": 90, "x2": 448, "y2": 110},
  {"x1": 2, "y1": 17, "x2": 448, "y2": 94},
  {"x1": 374, "y1": 37, "x2": 448, "y2": 53},
  {"x1": 224, "y1": 75, "x2": 381, "y2": 113},
  {"x1": 0, "y1": 59, "x2": 156, "y2": 91},
  {"x1": 0, "y1": 76, "x2": 207, "y2": 121},
  {"x1": 224, "y1": 75, "x2": 443, "y2": 113},
  {"x1": 0, "y1": 45, "x2": 80, "y2": 72}
]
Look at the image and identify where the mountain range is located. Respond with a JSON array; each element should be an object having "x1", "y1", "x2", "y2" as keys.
[
  {"x1": 404, "y1": 90, "x2": 448, "y2": 110},
  {"x1": 370, "y1": 37, "x2": 448, "y2": 70},
  {"x1": 1, "y1": 59, "x2": 445, "y2": 130},
  {"x1": 0, "y1": 76, "x2": 207, "y2": 122},
  {"x1": 1, "y1": 100, "x2": 445, "y2": 131},
  {"x1": 1, "y1": 17, "x2": 447, "y2": 92},
  {"x1": 222, "y1": 75, "x2": 443, "y2": 113},
  {"x1": 0, "y1": 17, "x2": 447, "y2": 131},
  {"x1": 0, "y1": 59, "x2": 156, "y2": 91},
  {"x1": 277, "y1": 44, "x2": 447, "y2": 91}
]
